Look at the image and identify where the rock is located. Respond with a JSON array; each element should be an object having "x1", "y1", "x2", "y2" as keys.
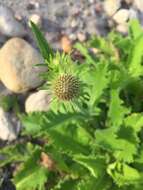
[
  {"x1": 77, "y1": 32, "x2": 87, "y2": 42},
  {"x1": 0, "y1": 107, "x2": 16, "y2": 141},
  {"x1": 25, "y1": 90, "x2": 51, "y2": 113},
  {"x1": 29, "y1": 14, "x2": 42, "y2": 28},
  {"x1": 103, "y1": 0, "x2": 121, "y2": 16},
  {"x1": 61, "y1": 35, "x2": 72, "y2": 53},
  {"x1": 0, "y1": 5, "x2": 26, "y2": 37},
  {"x1": 116, "y1": 23, "x2": 128, "y2": 34},
  {"x1": 134, "y1": 0, "x2": 143, "y2": 12},
  {"x1": 0, "y1": 38, "x2": 46, "y2": 93},
  {"x1": 129, "y1": 9, "x2": 138, "y2": 19},
  {"x1": 113, "y1": 9, "x2": 130, "y2": 24},
  {"x1": 125, "y1": 0, "x2": 134, "y2": 4}
]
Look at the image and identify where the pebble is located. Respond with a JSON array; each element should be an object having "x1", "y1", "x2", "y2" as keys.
[
  {"x1": 71, "y1": 19, "x2": 78, "y2": 28},
  {"x1": 25, "y1": 90, "x2": 51, "y2": 113},
  {"x1": 29, "y1": 14, "x2": 42, "y2": 28},
  {"x1": 0, "y1": 107, "x2": 16, "y2": 141},
  {"x1": 116, "y1": 23, "x2": 128, "y2": 34},
  {"x1": 125, "y1": 0, "x2": 134, "y2": 4},
  {"x1": 61, "y1": 35, "x2": 72, "y2": 53},
  {"x1": 103, "y1": 0, "x2": 121, "y2": 16},
  {"x1": 0, "y1": 5, "x2": 26, "y2": 37},
  {"x1": 77, "y1": 32, "x2": 87, "y2": 42},
  {"x1": 113, "y1": 9, "x2": 130, "y2": 24},
  {"x1": 0, "y1": 38, "x2": 46, "y2": 93},
  {"x1": 129, "y1": 8, "x2": 138, "y2": 19}
]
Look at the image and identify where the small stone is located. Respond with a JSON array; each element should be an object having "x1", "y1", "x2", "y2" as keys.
[
  {"x1": 113, "y1": 9, "x2": 130, "y2": 24},
  {"x1": 61, "y1": 35, "x2": 72, "y2": 53},
  {"x1": 103, "y1": 0, "x2": 121, "y2": 16},
  {"x1": 116, "y1": 23, "x2": 128, "y2": 34},
  {"x1": 71, "y1": 19, "x2": 78, "y2": 28},
  {"x1": 0, "y1": 38, "x2": 46, "y2": 93},
  {"x1": 25, "y1": 90, "x2": 51, "y2": 113},
  {"x1": 0, "y1": 107, "x2": 16, "y2": 141},
  {"x1": 69, "y1": 33, "x2": 77, "y2": 41},
  {"x1": 0, "y1": 5, "x2": 26, "y2": 37},
  {"x1": 77, "y1": 32, "x2": 87, "y2": 42},
  {"x1": 129, "y1": 9, "x2": 138, "y2": 19},
  {"x1": 29, "y1": 14, "x2": 42, "y2": 28},
  {"x1": 134, "y1": 0, "x2": 143, "y2": 12},
  {"x1": 125, "y1": 0, "x2": 134, "y2": 4}
]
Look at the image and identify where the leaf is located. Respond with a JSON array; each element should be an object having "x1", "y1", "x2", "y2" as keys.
[
  {"x1": 76, "y1": 175, "x2": 111, "y2": 190},
  {"x1": 73, "y1": 155, "x2": 106, "y2": 178},
  {"x1": 14, "y1": 148, "x2": 49, "y2": 190},
  {"x1": 125, "y1": 113, "x2": 143, "y2": 132},
  {"x1": 47, "y1": 124, "x2": 92, "y2": 155},
  {"x1": 30, "y1": 21, "x2": 53, "y2": 62},
  {"x1": 129, "y1": 34, "x2": 143, "y2": 77},
  {"x1": 95, "y1": 127, "x2": 137, "y2": 163},
  {"x1": 108, "y1": 89, "x2": 130, "y2": 128},
  {"x1": 129, "y1": 19, "x2": 143, "y2": 39},
  {"x1": 107, "y1": 162, "x2": 141, "y2": 186},
  {"x1": 89, "y1": 63, "x2": 109, "y2": 106}
]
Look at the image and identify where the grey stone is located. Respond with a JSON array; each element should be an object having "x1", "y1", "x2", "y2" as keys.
[{"x1": 0, "y1": 5, "x2": 26, "y2": 37}]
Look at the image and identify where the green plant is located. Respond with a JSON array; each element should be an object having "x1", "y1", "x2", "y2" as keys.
[{"x1": 2, "y1": 20, "x2": 143, "y2": 189}]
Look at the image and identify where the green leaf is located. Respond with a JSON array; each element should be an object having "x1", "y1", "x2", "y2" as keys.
[
  {"x1": 125, "y1": 113, "x2": 143, "y2": 132},
  {"x1": 47, "y1": 124, "x2": 92, "y2": 155},
  {"x1": 76, "y1": 175, "x2": 111, "y2": 190},
  {"x1": 73, "y1": 155, "x2": 106, "y2": 178},
  {"x1": 108, "y1": 89, "x2": 130, "y2": 128},
  {"x1": 129, "y1": 34, "x2": 143, "y2": 77},
  {"x1": 107, "y1": 162, "x2": 141, "y2": 186},
  {"x1": 14, "y1": 148, "x2": 48, "y2": 190},
  {"x1": 129, "y1": 19, "x2": 143, "y2": 39},
  {"x1": 30, "y1": 21, "x2": 53, "y2": 62},
  {"x1": 89, "y1": 63, "x2": 109, "y2": 106}
]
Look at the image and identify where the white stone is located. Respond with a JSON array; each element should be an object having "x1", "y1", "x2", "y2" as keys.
[
  {"x1": 0, "y1": 107, "x2": 16, "y2": 141},
  {"x1": 77, "y1": 32, "x2": 87, "y2": 42},
  {"x1": 113, "y1": 9, "x2": 130, "y2": 24},
  {"x1": 103, "y1": 0, "x2": 121, "y2": 16},
  {"x1": 25, "y1": 90, "x2": 51, "y2": 113},
  {"x1": 0, "y1": 5, "x2": 26, "y2": 37},
  {"x1": 129, "y1": 8, "x2": 138, "y2": 19},
  {"x1": 116, "y1": 23, "x2": 128, "y2": 34},
  {"x1": 0, "y1": 38, "x2": 46, "y2": 93},
  {"x1": 29, "y1": 14, "x2": 42, "y2": 28}
]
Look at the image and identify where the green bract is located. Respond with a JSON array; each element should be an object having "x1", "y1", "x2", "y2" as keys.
[{"x1": 1, "y1": 20, "x2": 143, "y2": 190}]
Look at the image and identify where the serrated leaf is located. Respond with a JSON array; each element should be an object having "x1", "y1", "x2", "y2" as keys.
[
  {"x1": 129, "y1": 34, "x2": 143, "y2": 77},
  {"x1": 129, "y1": 19, "x2": 143, "y2": 39},
  {"x1": 108, "y1": 89, "x2": 130, "y2": 128},
  {"x1": 76, "y1": 175, "x2": 111, "y2": 190},
  {"x1": 125, "y1": 113, "x2": 143, "y2": 132},
  {"x1": 89, "y1": 63, "x2": 109, "y2": 106},
  {"x1": 14, "y1": 148, "x2": 48, "y2": 190},
  {"x1": 107, "y1": 162, "x2": 141, "y2": 186},
  {"x1": 47, "y1": 124, "x2": 92, "y2": 155},
  {"x1": 30, "y1": 21, "x2": 53, "y2": 62},
  {"x1": 73, "y1": 155, "x2": 106, "y2": 178}
]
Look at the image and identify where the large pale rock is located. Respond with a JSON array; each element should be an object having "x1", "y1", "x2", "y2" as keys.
[
  {"x1": 25, "y1": 90, "x2": 51, "y2": 113},
  {"x1": 134, "y1": 0, "x2": 143, "y2": 12},
  {"x1": 113, "y1": 9, "x2": 130, "y2": 24},
  {"x1": 103, "y1": 0, "x2": 121, "y2": 16},
  {"x1": 0, "y1": 5, "x2": 26, "y2": 37},
  {"x1": 0, "y1": 107, "x2": 16, "y2": 141},
  {"x1": 0, "y1": 38, "x2": 46, "y2": 93}
]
